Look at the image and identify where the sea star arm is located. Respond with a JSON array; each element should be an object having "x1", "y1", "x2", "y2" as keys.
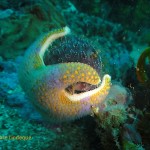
[{"x1": 18, "y1": 27, "x2": 112, "y2": 122}]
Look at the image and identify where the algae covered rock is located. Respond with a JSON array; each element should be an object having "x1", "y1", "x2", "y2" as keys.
[{"x1": 0, "y1": 0, "x2": 66, "y2": 59}]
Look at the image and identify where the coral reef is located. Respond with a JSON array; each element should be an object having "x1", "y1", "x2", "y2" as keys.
[
  {"x1": 0, "y1": 0, "x2": 150, "y2": 149},
  {"x1": 91, "y1": 85, "x2": 129, "y2": 149},
  {"x1": 91, "y1": 85, "x2": 144, "y2": 150},
  {"x1": 0, "y1": 102, "x2": 92, "y2": 150},
  {"x1": 0, "y1": 104, "x2": 56, "y2": 150},
  {"x1": 0, "y1": 57, "x2": 43, "y2": 122},
  {"x1": 0, "y1": 0, "x2": 66, "y2": 59},
  {"x1": 71, "y1": 0, "x2": 150, "y2": 31},
  {"x1": 123, "y1": 47, "x2": 150, "y2": 149}
]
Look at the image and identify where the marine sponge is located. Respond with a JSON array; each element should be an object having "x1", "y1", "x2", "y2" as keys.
[{"x1": 18, "y1": 27, "x2": 111, "y2": 123}]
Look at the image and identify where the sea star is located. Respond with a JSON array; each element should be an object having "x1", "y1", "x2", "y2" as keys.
[{"x1": 18, "y1": 27, "x2": 111, "y2": 122}]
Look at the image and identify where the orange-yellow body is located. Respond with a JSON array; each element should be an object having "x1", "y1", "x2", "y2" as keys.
[{"x1": 18, "y1": 27, "x2": 111, "y2": 122}]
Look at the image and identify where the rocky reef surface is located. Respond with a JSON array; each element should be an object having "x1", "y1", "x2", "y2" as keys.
[{"x1": 0, "y1": 0, "x2": 150, "y2": 149}]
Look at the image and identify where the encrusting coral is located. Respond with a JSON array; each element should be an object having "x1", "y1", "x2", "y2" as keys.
[
  {"x1": 91, "y1": 84, "x2": 144, "y2": 150},
  {"x1": 0, "y1": 0, "x2": 66, "y2": 59},
  {"x1": 18, "y1": 27, "x2": 111, "y2": 123}
]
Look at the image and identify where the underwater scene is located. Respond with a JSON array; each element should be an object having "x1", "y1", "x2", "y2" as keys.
[{"x1": 0, "y1": 0, "x2": 150, "y2": 150}]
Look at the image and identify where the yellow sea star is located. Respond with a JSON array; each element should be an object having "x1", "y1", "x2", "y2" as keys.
[{"x1": 18, "y1": 27, "x2": 111, "y2": 122}]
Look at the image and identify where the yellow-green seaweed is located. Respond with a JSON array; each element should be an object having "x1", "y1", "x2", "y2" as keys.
[{"x1": 136, "y1": 47, "x2": 150, "y2": 87}]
